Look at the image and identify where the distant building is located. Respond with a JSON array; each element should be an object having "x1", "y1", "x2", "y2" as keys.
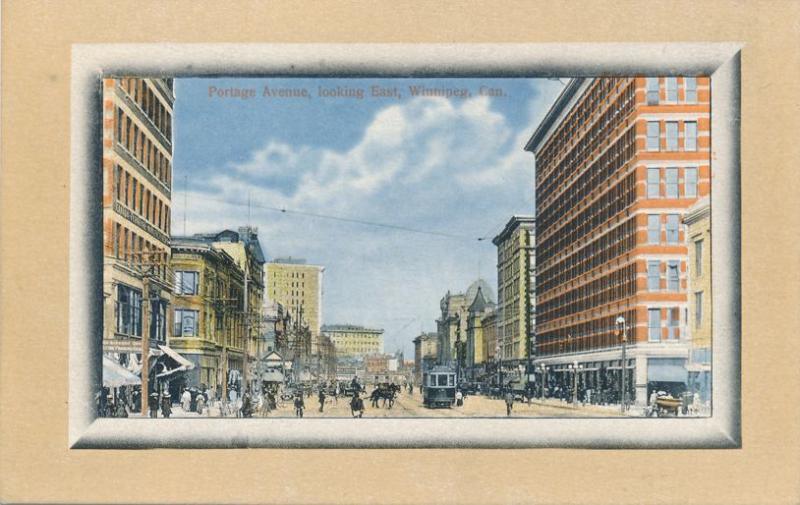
[
  {"x1": 466, "y1": 288, "x2": 496, "y2": 378},
  {"x1": 481, "y1": 311, "x2": 498, "y2": 364},
  {"x1": 684, "y1": 196, "x2": 711, "y2": 402},
  {"x1": 266, "y1": 258, "x2": 324, "y2": 355},
  {"x1": 493, "y1": 216, "x2": 536, "y2": 363},
  {"x1": 437, "y1": 279, "x2": 495, "y2": 365},
  {"x1": 413, "y1": 332, "x2": 438, "y2": 384},
  {"x1": 322, "y1": 324, "x2": 384, "y2": 358}
]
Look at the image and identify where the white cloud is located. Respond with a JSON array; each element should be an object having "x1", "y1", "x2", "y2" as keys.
[{"x1": 174, "y1": 80, "x2": 565, "y2": 355}]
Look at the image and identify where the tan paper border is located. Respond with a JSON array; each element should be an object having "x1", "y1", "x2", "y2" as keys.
[{"x1": 2, "y1": 1, "x2": 799, "y2": 504}]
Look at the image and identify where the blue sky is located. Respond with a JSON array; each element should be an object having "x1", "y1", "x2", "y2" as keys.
[{"x1": 171, "y1": 77, "x2": 564, "y2": 356}]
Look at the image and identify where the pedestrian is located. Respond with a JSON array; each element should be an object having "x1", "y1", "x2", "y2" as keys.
[
  {"x1": 241, "y1": 393, "x2": 253, "y2": 418},
  {"x1": 181, "y1": 388, "x2": 191, "y2": 411},
  {"x1": 370, "y1": 388, "x2": 380, "y2": 408},
  {"x1": 455, "y1": 389, "x2": 464, "y2": 407},
  {"x1": 161, "y1": 392, "x2": 172, "y2": 418},
  {"x1": 229, "y1": 387, "x2": 240, "y2": 418},
  {"x1": 333, "y1": 383, "x2": 339, "y2": 405},
  {"x1": 196, "y1": 393, "x2": 205, "y2": 416},
  {"x1": 350, "y1": 393, "x2": 364, "y2": 418},
  {"x1": 505, "y1": 389, "x2": 514, "y2": 416},
  {"x1": 294, "y1": 394, "x2": 305, "y2": 418},
  {"x1": 147, "y1": 392, "x2": 159, "y2": 418},
  {"x1": 318, "y1": 389, "x2": 326, "y2": 413}
]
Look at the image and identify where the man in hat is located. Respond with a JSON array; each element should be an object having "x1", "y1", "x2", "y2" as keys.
[
  {"x1": 504, "y1": 388, "x2": 515, "y2": 417},
  {"x1": 318, "y1": 388, "x2": 326, "y2": 413},
  {"x1": 293, "y1": 393, "x2": 305, "y2": 418},
  {"x1": 161, "y1": 392, "x2": 172, "y2": 418},
  {"x1": 148, "y1": 392, "x2": 159, "y2": 418}
]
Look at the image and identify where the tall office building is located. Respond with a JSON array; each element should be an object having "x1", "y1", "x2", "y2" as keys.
[
  {"x1": 265, "y1": 257, "x2": 324, "y2": 354},
  {"x1": 525, "y1": 77, "x2": 710, "y2": 405},
  {"x1": 493, "y1": 216, "x2": 536, "y2": 363},
  {"x1": 102, "y1": 78, "x2": 175, "y2": 380}
]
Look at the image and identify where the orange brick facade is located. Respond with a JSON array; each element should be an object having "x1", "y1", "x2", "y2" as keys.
[
  {"x1": 102, "y1": 78, "x2": 175, "y2": 360},
  {"x1": 525, "y1": 77, "x2": 710, "y2": 405}
]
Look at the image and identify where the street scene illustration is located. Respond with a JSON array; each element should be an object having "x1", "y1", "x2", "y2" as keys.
[{"x1": 99, "y1": 76, "x2": 712, "y2": 419}]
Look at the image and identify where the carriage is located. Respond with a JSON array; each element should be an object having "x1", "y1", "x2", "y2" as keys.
[{"x1": 423, "y1": 366, "x2": 457, "y2": 408}]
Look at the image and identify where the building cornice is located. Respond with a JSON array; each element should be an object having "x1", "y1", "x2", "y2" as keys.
[{"x1": 524, "y1": 78, "x2": 586, "y2": 154}]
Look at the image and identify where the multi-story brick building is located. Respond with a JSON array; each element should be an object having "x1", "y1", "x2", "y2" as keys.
[
  {"x1": 493, "y1": 216, "x2": 536, "y2": 363},
  {"x1": 525, "y1": 77, "x2": 710, "y2": 405},
  {"x1": 190, "y1": 227, "x2": 266, "y2": 393},
  {"x1": 102, "y1": 77, "x2": 176, "y2": 399},
  {"x1": 322, "y1": 324, "x2": 384, "y2": 358},
  {"x1": 169, "y1": 235, "x2": 247, "y2": 400}
]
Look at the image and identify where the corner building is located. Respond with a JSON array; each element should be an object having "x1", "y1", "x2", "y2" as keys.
[{"x1": 525, "y1": 77, "x2": 710, "y2": 405}]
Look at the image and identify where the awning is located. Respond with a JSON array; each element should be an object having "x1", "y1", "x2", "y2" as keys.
[
  {"x1": 103, "y1": 355, "x2": 141, "y2": 387},
  {"x1": 261, "y1": 370, "x2": 284, "y2": 383},
  {"x1": 154, "y1": 344, "x2": 195, "y2": 379},
  {"x1": 647, "y1": 358, "x2": 688, "y2": 383}
]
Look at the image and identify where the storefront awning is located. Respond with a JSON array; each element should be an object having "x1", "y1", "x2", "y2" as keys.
[
  {"x1": 103, "y1": 355, "x2": 141, "y2": 387},
  {"x1": 155, "y1": 344, "x2": 195, "y2": 379}
]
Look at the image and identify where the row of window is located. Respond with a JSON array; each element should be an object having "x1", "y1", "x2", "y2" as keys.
[
  {"x1": 115, "y1": 284, "x2": 166, "y2": 341},
  {"x1": 538, "y1": 264, "x2": 637, "y2": 325},
  {"x1": 119, "y1": 78, "x2": 173, "y2": 141},
  {"x1": 536, "y1": 310, "x2": 636, "y2": 356},
  {"x1": 116, "y1": 108, "x2": 172, "y2": 187},
  {"x1": 646, "y1": 167, "x2": 698, "y2": 199},
  {"x1": 112, "y1": 223, "x2": 169, "y2": 279},
  {"x1": 114, "y1": 165, "x2": 171, "y2": 234},
  {"x1": 537, "y1": 128, "x2": 637, "y2": 266},
  {"x1": 647, "y1": 214, "x2": 682, "y2": 245},
  {"x1": 645, "y1": 120, "x2": 698, "y2": 152},
  {"x1": 647, "y1": 307, "x2": 682, "y2": 341},
  {"x1": 646, "y1": 77, "x2": 698, "y2": 105},
  {"x1": 537, "y1": 80, "x2": 636, "y2": 209},
  {"x1": 647, "y1": 260, "x2": 682, "y2": 292}
]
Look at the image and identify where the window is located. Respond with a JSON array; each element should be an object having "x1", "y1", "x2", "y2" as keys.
[
  {"x1": 115, "y1": 166, "x2": 122, "y2": 202},
  {"x1": 665, "y1": 121, "x2": 679, "y2": 151},
  {"x1": 667, "y1": 260, "x2": 680, "y2": 291},
  {"x1": 647, "y1": 261, "x2": 661, "y2": 291},
  {"x1": 648, "y1": 308, "x2": 661, "y2": 342},
  {"x1": 685, "y1": 167, "x2": 698, "y2": 197},
  {"x1": 695, "y1": 239, "x2": 704, "y2": 276},
  {"x1": 646, "y1": 77, "x2": 659, "y2": 104},
  {"x1": 666, "y1": 214, "x2": 680, "y2": 244},
  {"x1": 685, "y1": 121, "x2": 698, "y2": 151},
  {"x1": 648, "y1": 214, "x2": 661, "y2": 244},
  {"x1": 667, "y1": 307, "x2": 680, "y2": 340},
  {"x1": 647, "y1": 168, "x2": 660, "y2": 198},
  {"x1": 153, "y1": 301, "x2": 167, "y2": 343},
  {"x1": 665, "y1": 167, "x2": 679, "y2": 198},
  {"x1": 646, "y1": 121, "x2": 660, "y2": 151},
  {"x1": 665, "y1": 77, "x2": 678, "y2": 102},
  {"x1": 694, "y1": 291, "x2": 703, "y2": 328},
  {"x1": 174, "y1": 308, "x2": 199, "y2": 336},
  {"x1": 174, "y1": 271, "x2": 199, "y2": 295},
  {"x1": 684, "y1": 77, "x2": 697, "y2": 103},
  {"x1": 117, "y1": 284, "x2": 142, "y2": 336}
]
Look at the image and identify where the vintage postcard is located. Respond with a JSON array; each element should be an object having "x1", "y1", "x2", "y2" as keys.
[
  {"x1": 61, "y1": 43, "x2": 741, "y2": 450},
  {"x1": 4, "y1": 2, "x2": 800, "y2": 504}
]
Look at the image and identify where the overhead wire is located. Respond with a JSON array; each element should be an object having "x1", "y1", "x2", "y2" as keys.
[{"x1": 195, "y1": 195, "x2": 492, "y2": 242}]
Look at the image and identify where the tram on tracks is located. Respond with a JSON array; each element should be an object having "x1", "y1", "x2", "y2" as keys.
[{"x1": 422, "y1": 366, "x2": 457, "y2": 408}]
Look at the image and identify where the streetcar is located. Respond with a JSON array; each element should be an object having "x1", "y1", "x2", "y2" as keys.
[{"x1": 422, "y1": 366, "x2": 457, "y2": 408}]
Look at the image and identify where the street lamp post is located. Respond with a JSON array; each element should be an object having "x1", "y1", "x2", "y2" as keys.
[
  {"x1": 540, "y1": 364, "x2": 547, "y2": 400},
  {"x1": 616, "y1": 315, "x2": 627, "y2": 414}
]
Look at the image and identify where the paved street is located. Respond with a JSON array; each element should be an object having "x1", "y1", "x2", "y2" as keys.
[{"x1": 165, "y1": 390, "x2": 629, "y2": 418}]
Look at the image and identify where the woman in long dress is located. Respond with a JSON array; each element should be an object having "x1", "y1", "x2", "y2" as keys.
[{"x1": 181, "y1": 388, "x2": 192, "y2": 411}]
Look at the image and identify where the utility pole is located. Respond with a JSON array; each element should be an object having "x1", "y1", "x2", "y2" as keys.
[
  {"x1": 243, "y1": 262, "x2": 250, "y2": 395},
  {"x1": 141, "y1": 275, "x2": 151, "y2": 415}
]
